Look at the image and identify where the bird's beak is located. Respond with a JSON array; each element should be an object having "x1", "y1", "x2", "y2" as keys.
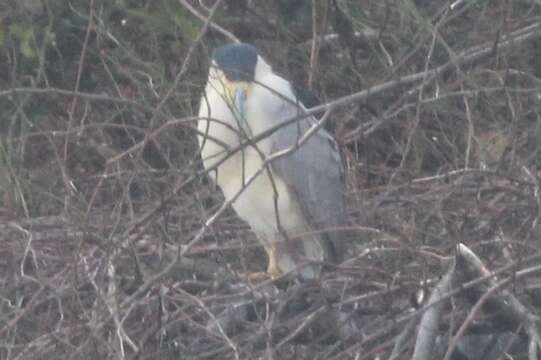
[
  {"x1": 231, "y1": 84, "x2": 253, "y2": 135},
  {"x1": 233, "y1": 86, "x2": 247, "y2": 117}
]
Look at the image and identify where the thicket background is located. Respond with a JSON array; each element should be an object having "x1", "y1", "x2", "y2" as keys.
[{"x1": 1, "y1": 0, "x2": 541, "y2": 359}]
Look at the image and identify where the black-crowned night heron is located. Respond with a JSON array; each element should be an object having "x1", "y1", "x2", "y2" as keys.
[{"x1": 198, "y1": 43, "x2": 345, "y2": 280}]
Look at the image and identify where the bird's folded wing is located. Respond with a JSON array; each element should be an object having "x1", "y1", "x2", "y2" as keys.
[{"x1": 269, "y1": 101, "x2": 346, "y2": 263}]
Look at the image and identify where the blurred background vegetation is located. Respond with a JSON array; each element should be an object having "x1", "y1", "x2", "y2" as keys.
[{"x1": 1, "y1": 0, "x2": 541, "y2": 359}]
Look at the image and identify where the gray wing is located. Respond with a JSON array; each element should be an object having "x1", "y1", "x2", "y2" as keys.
[{"x1": 270, "y1": 95, "x2": 346, "y2": 264}]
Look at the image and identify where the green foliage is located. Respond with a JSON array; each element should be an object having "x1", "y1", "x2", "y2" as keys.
[
  {"x1": 0, "y1": 24, "x2": 4, "y2": 47},
  {"x1": 124, "y1": 0, "x2": 201, "y2": 39},
  {"x1": 337, "y1": 0, "x2": 372, "y2": 30},
  {"x1": 8, "y1": 23, "x2": 36, "y2": 59}
]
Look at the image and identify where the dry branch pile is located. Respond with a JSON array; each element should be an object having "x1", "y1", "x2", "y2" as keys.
[{"x1": 0, "y1": 1, "x2": 541, "y2": 359}]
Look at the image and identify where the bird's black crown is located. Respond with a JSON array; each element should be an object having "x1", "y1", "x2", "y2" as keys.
[{"x1": 211, "y1": 43, "x2": 258, "y2": 82}]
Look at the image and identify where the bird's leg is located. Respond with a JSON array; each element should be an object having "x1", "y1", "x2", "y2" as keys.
[
  {"x1": 237, "y1": 244, "x2": 282, "y2": 282},
  {"x1": 237, "y1": 271, "x2": 270, "y2": 281},
  {"x1": 266, "y1": 243, "x2": 282, "y2": 278}
]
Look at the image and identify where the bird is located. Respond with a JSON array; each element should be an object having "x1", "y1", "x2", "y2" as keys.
[{"x1": 198, "y1": 43, "x2": 346, "y2": 280}]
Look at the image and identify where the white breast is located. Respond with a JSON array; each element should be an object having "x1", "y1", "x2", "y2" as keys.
[{"x1": 197, "y1": 80, "x2": 309, "y2": 242}]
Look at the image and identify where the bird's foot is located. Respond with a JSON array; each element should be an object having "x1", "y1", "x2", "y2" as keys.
[
  {"x1": 237, "y1": 269, "x2": 283, "y2": 282},
  {"x1": 237, "y1": 271, "x2": 271, "y2": 282}
]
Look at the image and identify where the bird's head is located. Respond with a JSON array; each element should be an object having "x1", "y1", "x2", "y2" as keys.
[
  {"x1": 211, "y1": 43, "x2": 259, "y2": 83},
  {"x1": 208, "y1": 43, "x2": 271, "y2": 119}
]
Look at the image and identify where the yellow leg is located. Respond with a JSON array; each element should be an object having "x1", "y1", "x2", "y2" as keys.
[
  {"x1": 237, "y1": 271, "x2": 270, "y2": 281},
  {"x1": 238, "y1": 244, "x2": 282, "y2": 282},
  {"x1": 265, "y1": 244, "x2": 282, "y2": 279}
]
